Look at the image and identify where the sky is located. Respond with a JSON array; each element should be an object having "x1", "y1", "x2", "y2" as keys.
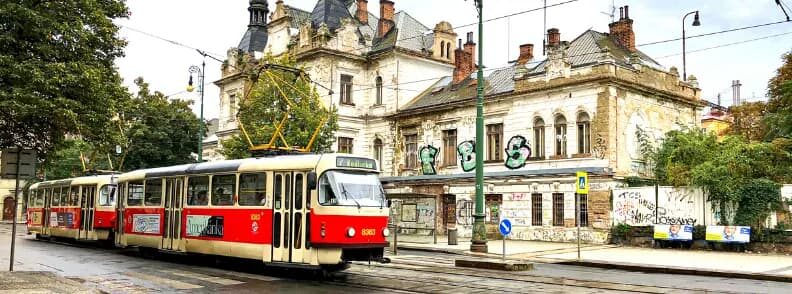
[{"x1": 114, "y1": 0, "x2": 792, "y2": 120}]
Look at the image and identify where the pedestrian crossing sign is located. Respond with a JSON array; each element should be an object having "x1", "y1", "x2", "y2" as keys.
[{"x1": 576, "y1": 171, "x2": 588, "y2": 194}]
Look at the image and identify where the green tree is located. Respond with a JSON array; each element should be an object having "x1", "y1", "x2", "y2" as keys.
[
  {"x1": 727, "y1": 102, "x2": 768, "y2": 141},
  {"x1": 765, "y1": 51, "x2": 792, "y2": 139},
  {"x1": 42, "y1": 139, "x2": 109, "y2": 180},
  {"x1": 221, "y1": 54, "x2": 338, "y2": 159},
  {"x1": 0, "y1": 1, "x2": 129, "y2": 155}
]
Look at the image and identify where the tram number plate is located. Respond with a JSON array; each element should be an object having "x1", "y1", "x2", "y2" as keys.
[{"x1": 361, "y1": 228, "x2": 376, "y2": 236}]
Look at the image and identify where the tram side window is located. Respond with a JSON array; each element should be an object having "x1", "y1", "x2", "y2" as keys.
[
  {"x1": 187, "y1": 176, "x2": 209, "y2": 206},
  {"x1": 52, "y1": 187, "x2": 61, "y2": 207},
  {"x1": 70, "y1": 186, "x2": 80, "y2": 206},
  {"x1": 318, "y1": 175, "x2": 337, "y2": 205},
  {"x1": 99, "y1": 185, "x2": 117, "y2": 206},
  {"x1": 211, "y1": 174, "x2": 235, "y2": 206},
  {"x1": 44, "y1": 189, "x2": 53, "y2": 207},
  {"x1": 274, "y1": 174, "x2": 282, "y2": 209},
  {"x1": 127, "y1": 181, "x2": 144, "y2": 206},
  {"x1": 27, "y1": 190, "x2": 36, "y2": 208},
  {"x1": 295, "y1": 174, "x2": 303, "y2": 210},
  {"x1": 144, "y1": 179, "x2": 163, "y2": 206},
  {"x1": 239, "y1": 173, "x2": 266, "y2": 206}
]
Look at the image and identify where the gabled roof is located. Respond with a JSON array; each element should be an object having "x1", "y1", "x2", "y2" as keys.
[
  {"x1": 310, "y1": 0, "x2": 353, "y2": 32},
  {"x1": 287, "y1": 5, "x2": 311, "y2": 28},
  {"x1": 400, "y1": 66, "x2": 516, "y2": 112},
  {"x1": 371, "y1": 11, "x2": 433, "y2": 53}
]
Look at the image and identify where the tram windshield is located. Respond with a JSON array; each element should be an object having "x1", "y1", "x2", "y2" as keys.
[
  {"x1": 99, "y1": 184, "x2": 117, "y2": 206},
  {"x1": 319, "y1": 171, "x2": 385, "y2": 207}
]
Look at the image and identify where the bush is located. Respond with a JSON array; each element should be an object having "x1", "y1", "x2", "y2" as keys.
[
  {"x1": 612, "y1": 223, "x2": 631, "y2": 238},
  {"x1": 692, "y1": 225, "x2": 706, "y2": 240}
]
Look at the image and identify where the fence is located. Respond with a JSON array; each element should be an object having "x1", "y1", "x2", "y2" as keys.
[{"x1": 612, "y1": 186, "x2": 717, "y2": 226}]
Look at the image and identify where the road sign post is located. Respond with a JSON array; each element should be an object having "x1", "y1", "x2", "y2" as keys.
[
  {"x1": 2, "y1": 148, "x2": 37, "y2": 271},
  {"x1": 575, "y1": 171, "x2": 589, "y2": 261},
  {"x1": 499, "y1": 219, "x2": 512, "y2": 261}
]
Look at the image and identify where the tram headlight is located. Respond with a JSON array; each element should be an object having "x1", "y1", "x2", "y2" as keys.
[
  {"x1": 382, "y1": 227, "x2": 390, "y2": 237},
  {"x1": 346, "y1": 227, "x2": 356, "y2": 238}
]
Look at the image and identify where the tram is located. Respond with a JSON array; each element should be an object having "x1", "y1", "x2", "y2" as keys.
[
  {"x1": 114, "y1": 153, "x2": 389, "y2": 270},
  {"x1": 26, "y1": 175, "x2": 118, "y2": 241}
]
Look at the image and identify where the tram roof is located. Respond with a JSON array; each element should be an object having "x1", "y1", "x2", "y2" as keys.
[{"x1": 29, "y1": 174, "x2": 116, "y2": 189}]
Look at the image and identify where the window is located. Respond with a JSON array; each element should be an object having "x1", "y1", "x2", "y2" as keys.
[
  {"x1": 48, "y1": 188, "x2": 58, "y2": 207},
  {"x1": 440, "y1": 41, "x2": 445, "y2": 58},
  {"x1": 446, "y1": 42, "x2": 451, "y2": 60},
  {"x1": 228, "y1": 94, "x2": 237, "y2": 121},
  {"x1": 69, "y1": 186, "x2": 79, "y2": 206},
  {"x1": 554, "y1": 115, "x2": 567, "y2": 157},
  {"x1": 375, "y1": 76, "x2": 383, "y2": 105},
  {"x1": 552, "y1": 193, "x2": 564, "y2": 226},
  {"x1": 531, "y1": 193, "x2": 543, "y2": 226},
  {"x1": 338, "y1": 137, "x2": 353, "y2": 154},
  {"x1": 373, "y1": 138, "x2": 383, "y2": 169},
  {"x1": 486, "y1": 123, "x2": 503, "y2": 161},
  {"x1": 59, "y1": 187, "x2": 68, "y2": 207},
  {"x1": 211, "y1": 174, "x2": 235, "y2": 206},
  {"x1": 577, "y1": 112, "x2": 591, "y2": 154},
  {"x1": 239, "y1": 173, "x2": 266, "y2": 206},
  {"x1": 577, "y1": 193, "x2": 589, "y2": 227},
  {"x1": 404, "y1": 134, "x2": 418, "y2": 169},
  {"x1": 533, "y1": 118, "x2": 545, "y2": 159},
  {"x1": 340, "y1": 74, "x2": 353, "y2": 105},
  {"x1": 442, "y1": 129, "x2": 457, "y2": 166},
  {"x1": 98, "y1": 185, "x2": 117, "y2": 206},
  {"x1": 486, "y1": 194, "x2": 502, "y2": 224},
  {"x1": 274, "y1": 174, "x2": 282, "y2": 209},
  {"x1": 144, "y1": 179, "x2": 162, "y2": 206},
  {"x1": 187, "y1": 176, "x2": 209, "y2": 206},
  {"x1": 127, "y1": 182, "x2": 144, "y2": 206},
  {"x1": 295, "y1": 174, "x2": 303, "y2": 210}
]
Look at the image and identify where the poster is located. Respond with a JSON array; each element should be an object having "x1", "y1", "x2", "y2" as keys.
[
  {"x1": 31, "y1": 211, "x2": 43, "y2": 225},
  {"x1": 186, "y1": 215, "x2": 224, "y2": 237},
  {"x1": 653, "y1": 224, "x2": 693, "y2": 240},
  {"x1": 132, "y1": 214, "x2": 161, "y2": 234},
  {"x1": 50, "y1": 212, "x2": 58, "y2": 226},
  {"x1": 706, "y1": 226, "x2": 751, "y2": 243},
  {"x1": 401, "y1": 204, "x2": 417, "y2": 222}
]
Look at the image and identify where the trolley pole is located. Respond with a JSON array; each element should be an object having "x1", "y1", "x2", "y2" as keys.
[{"x1": 470, "y1": 0, "x2": 488, "y2": 254}]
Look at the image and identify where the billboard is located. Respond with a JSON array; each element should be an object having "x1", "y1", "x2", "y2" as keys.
[
  {"x1": 653, "y1": 224, "x2": 693, "y2": 240},
  {"x1": 706, "y1": 226, "x2": 751, "y2": 243}
]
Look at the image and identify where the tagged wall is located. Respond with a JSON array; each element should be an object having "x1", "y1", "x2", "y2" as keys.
[{"x1": 612, "y1": 186, "x2": 717, "y2": 226}]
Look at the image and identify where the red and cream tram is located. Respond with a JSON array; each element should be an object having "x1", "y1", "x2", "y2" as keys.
[
  {"x1": 26, "y1": 175, "x2": 118, "y2": 241},
  {"x1": 115, "y1": 153, "x2": 389, "y2": 270}
]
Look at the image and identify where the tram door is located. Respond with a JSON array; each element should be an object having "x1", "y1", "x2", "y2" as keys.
[
  {"x1": 162, "y1": 178, "x2": 184, "y2": 250},
  {"x1": 78, "y1": 185, "x2": 96, "y2": 240},
  {"x1": 271, "y1": 172, "x2": 308, "y2": 263},
  {"x1": 42, "y1": 188, "x2": 52, "y2": 236},
  {"x1": 115, "y1": 183, "x2": 126, "y2": 247}
]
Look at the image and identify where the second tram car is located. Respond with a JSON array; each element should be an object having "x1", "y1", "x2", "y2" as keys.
[{"x1": 115, "y1": 153, "x2": 389, "y2": 270}]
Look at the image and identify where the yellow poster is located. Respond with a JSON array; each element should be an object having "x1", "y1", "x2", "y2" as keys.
[{"x1": 31, "y1": 211, "x2": 42, "y2": 225}]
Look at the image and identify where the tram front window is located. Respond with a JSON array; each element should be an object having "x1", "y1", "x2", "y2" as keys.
[
  {"x1": 99, "y1": 185, "x2": 117, "y2": 206},
  {"x1": 318, "y1": 171, "x2": 384, "y2": 207}
]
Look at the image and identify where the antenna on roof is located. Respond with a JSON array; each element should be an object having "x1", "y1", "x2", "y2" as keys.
[{"x1": 601, "y1": 0, "x2": 616, "y2": 23}]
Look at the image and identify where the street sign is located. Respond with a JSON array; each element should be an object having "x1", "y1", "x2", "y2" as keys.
[
  {"x1": 499, "y1": 219, "x2": 512, "y2": 236},
  {"x1": 1, "y1": 148, "x2": 37, "y2": 179},
  {"x1": 576, "y1": 171, "x2": 589, "y2": 194}
]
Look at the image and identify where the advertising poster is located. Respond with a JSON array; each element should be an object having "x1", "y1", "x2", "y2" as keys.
[
  {"x1": 706, "y1": 226, "x2": 751, "y2": 243},
  {"x1": 31, "y1": 211, "x2": 43, "y2": 225},
  {"x1": 653, "y1": 224, "x2": 693, "y2": 240},
  {"x1": 132, "y1": 214, "x2": 161, "y2": 234},
  {"x1": 186, "y1": 215, "x2": 224, "y2": 238},
  {"x1": 50, "y1": 212, "x2": 58, "y2": 226}
]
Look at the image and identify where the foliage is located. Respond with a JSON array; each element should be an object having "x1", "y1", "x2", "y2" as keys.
[
  {"x1": 651, "y1": 127, "x2": 718, "y2": 187},
  {"x1": 0, "y1": 1, "x2": 129, "y2": 156},
  {"x1": 692, "y1": 225, "x2": 706, "y2": 240},
  {"x1": 42, "y1": 139, "x2": 110, "y2": 180},
  {"x1": 221, "y1": 53, "x2": 338, "y2": 159},
  {"x1": 733, "y1": 179, "x2": 782, "y2": 228},
  {"x1": 624, "y1": 176, "x2": 654, "y2": 187},
  {"x1": 612, "y1": 223, "x2": 631, "y2": 238},
  {"x1": 765, "y1": 51, "x2": 792, "y2": 140},
  {"x1": 727, "y1": 102, "x2": 768, "y2": 141}
]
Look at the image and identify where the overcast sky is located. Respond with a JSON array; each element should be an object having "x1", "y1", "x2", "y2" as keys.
[{"x1": 115, "y1": 0, "x2": 792, "y2": 120}]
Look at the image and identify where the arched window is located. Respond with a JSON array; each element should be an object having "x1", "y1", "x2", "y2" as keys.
[
  {"x1": 373, "y1": 138, "x2": 383, "y2": 170},
  {"x1": 533, "y1": 117, "x2": 545, "y2": 159},
  {"x1": 375, "y1": 76, "x2": 383, "y2": 105},
  {"x1": 577, "y1": 112, "x2": 591, "y2": 154},
  {"x1": 440, "y1": 41, "x2": 445, "y2": 58},
  {"x1": 446, "y1": 42, "x2": 451, "y2": 60},
  {"x1": 554, "y1": 115, "x2": 567, "y2": 157}
]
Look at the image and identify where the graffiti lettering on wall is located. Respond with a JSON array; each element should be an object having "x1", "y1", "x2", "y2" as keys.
[
  {"x1": 456, "y1": 199, "x2": 474, "y2": 225},
  {"x1": 504, "y1": 135, "x2": 532, "y2": 169},
  {"x1": 613, "y1": 187, "x2": 707, "y2": 226},
  {"x1": 456, "y1": 141, "x2": 476, "y2": 172},
  {"x1": 419, "y1": 145, "x2": 439, "y2": 175},
  {"x1": 511, "y1": 228, "x2": 609, "y2": 243}
]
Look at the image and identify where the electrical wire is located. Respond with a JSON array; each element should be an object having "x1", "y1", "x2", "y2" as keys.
[
  {"x1": 637, "y1": 19, "x2": 792, "y2": 47},
  {"x1": 654, "y1": 31, "x2": 792, "y2": 59},
  {"x1": 120, "y1": 25, "x2": 226, "y2": 59}
]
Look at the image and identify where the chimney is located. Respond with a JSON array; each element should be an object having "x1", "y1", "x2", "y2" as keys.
[
  {"x1": 732, "y1": 80, "x2": 742, "y2": 106},
  {"x1": 453, "y1": 38, "x2": 474, "y2": 84},
  {"x1": 463, "y1": 32, "x2": 476, "y2": 68},
  {"x1": 378, "y1": 0, "x2": 395, "y2": 38},
  {"x1": 516, "y1": 44, "x2": 534, "y2": 65},
  {"x1": 547, "y1": 28, "x2": 560, "y2": 47},
  {"x1": 608, "y1": 5, "x2": 636, "y2": 51},
  {"x1": 356, "y1": 0, "x2": 368, "y2": 24}
]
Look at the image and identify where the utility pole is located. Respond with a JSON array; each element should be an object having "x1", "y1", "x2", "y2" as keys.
[{"x1": 470, "y1": 0, "x2": 488, "y2": 253}]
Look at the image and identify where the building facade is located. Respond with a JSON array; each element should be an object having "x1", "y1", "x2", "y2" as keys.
[{"x1": 381, "y1": 7, "x2": 704, "y2": 243}]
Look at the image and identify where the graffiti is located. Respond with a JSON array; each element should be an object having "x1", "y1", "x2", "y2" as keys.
[
  {"x1": 456, "y1": 199, "x2": 474, "y2": 225},
  {"x1": 613, "y1": 187, "x2": 709, "y2": 226},
  {"x1": 456, "y1": 140, "x2": 476, "y2": 172},
  {"x1": 592, "y1": 133, "x2": 607, "y2": 159},
  {"x1": 418, "y1": 145, "x2": 439, "y2": 175},
  {"x1": 511, "y1": 228, "x2": 609, "y2": 244},
  {"x1": 504, "y1": 135, "x2": 532, "y2": 169}
]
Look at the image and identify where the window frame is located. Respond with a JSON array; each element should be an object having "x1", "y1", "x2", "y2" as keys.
[
  {"x1": 554, "y1": 115, "x2": 567, "y2": 157},
  {"x1": 340, "y1": 74, "x2": 354, "y2": 105},
  {"x1": 373, "y1": 138, "x2": 383, "y2": 170},
  {"x1": 577, "y1": 193, "x2": 589, "y2": 227},
  {"x1": 144, "y1": 178, "x2": 163, "y2": 207},
  {"x1": 531, "y1": 193, "x2": 543, "y2": 226},
  {"x1": 126, "y1": 181, "x2": 144, "y2": 207},
  {"x1": 186, "y1": 176, "x2": 210, "y2": 206},
  {"x1": 552, "y1": 193, "x2": 564, "y2": 226},
  {"x1": 533, "y1": 118, "x2": 546, "y2": 159},
  {"x1": 211, "y1": 174, "x2": 236, "y2": 206},
  {"x1": 338, "y1": 137, "x2": 353, "y2": 154},
  {"x1": 375, "y1": 76, "x2": 383, "y2": 105},
  {"x1": 442, "y1": 129, "x2": 457, "y2": 167},
  {"x1": 404, "y1": 134, "x2": 418, "y2": 169},
  {"x1": 239, "y1": 172, "x2": 267, "y2": 206},
  {"x1": 577, "y1": 112, "x2": 591, "y2": 155},
  {"x1": 228, "y1": 93, "x2": 237, "y2": 122},
  {"x1": 486, "y1": 123, "x2": 503, "y2": 162}
]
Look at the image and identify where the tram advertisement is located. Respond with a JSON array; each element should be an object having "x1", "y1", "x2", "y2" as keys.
[
  {"x1": 132, "y1": 214, "x2": 161, "y2": 234},
  {"x1": 186, "y1": 215, "x2": 224, "y2": 238},
  {"x1": 31, "y1": 211, "x2": 43, "y2": 225}
]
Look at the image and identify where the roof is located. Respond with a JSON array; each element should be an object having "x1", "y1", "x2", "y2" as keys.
[
  {"x1": 399, "y1": 66, "x2": 516, "y2": 112},
  {"x1": 371, "y1": 11, "x2": 433, "y2": 53},
  {"x1": 238, "y1": 26, "x2": 269, "y2": 53},
  {"x1": 310, "y1": 0, "x2": 353, "y2": 32},
  {"x1": 287, "y1": 6, "x2": 311, "y2": 28}
]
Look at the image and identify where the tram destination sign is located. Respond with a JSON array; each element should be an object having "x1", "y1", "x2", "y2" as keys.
[{"x1": 336, "y1": 157, "x2": 376, "y2": 170}]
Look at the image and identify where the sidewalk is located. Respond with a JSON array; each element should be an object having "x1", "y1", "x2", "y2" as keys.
[
  {"x1": 393, "y1": 234, "x2": 792, "y2": 282},
  {"x1": 0, "y1": 271, "x2": 96, "y2": 293}
]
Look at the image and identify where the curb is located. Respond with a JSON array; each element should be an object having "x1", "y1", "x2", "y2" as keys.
[
  {"x1": 395, "y1": 244, "x2": 467, "y2": 256},
  {"x1": 559, "y1": 260, "x2": 792, "y2": 283}
]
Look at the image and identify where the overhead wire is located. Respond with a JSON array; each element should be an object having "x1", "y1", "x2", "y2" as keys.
[{"x1": 654, "y1": 31, "x2": 792, "y2": 59}]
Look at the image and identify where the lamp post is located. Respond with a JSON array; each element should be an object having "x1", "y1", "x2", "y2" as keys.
[
  {"x1": 470, "y1": 0, "x2": 488, "y2": 253},
  {"x1": 187, "y1": 58, "x2": 206, "y2": 162},
  {"x1": 682, "y1": 10, "x2": 700, "y2": 81}
]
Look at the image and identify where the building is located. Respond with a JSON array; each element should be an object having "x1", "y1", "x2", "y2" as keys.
[
  {"x1": 208, "y1": 0, "x2": 459, "y2": 168},
  {"x1": 700, "y1": 108, "x2": 731, "y2": 139},
  {"x1": 380, "y1": 6, "x2": 704, "y2": 243}
]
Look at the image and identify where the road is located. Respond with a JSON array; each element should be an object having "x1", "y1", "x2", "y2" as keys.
[{"x1": 0, "y1": 225, "x2": 789, "y2": 293}]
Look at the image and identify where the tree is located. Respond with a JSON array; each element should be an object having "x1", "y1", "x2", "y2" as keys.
[
  {"x1": 0, "y1": 1, "x2": 129, "y2": 156},
  {"x1": 220, "y1": 54, "x2": 338, "y2": 159},
  {"x1": 765, "y1": 51, "x2": 792, "y2": 139},
  {"x1": 42, "y1": 139, "x2": 110, "y2": 180},
  {"x1": 727, "y1": 102, "x2": 768, "y2": 141}
]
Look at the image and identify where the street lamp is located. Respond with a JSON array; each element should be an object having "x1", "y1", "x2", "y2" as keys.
[
  {"x1": 682, "y1": 10, "x2": 700, "y2": 81},
  {"x1": 187, "y1": 58, "x2": 206, "y2": 162},
  {"x1": 470, "y1": 0, "x2": 488, "y2": 253}
]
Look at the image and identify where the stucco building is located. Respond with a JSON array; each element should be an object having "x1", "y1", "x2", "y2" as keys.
[{"x1": 380, "y1": 7, "x2": 704, "y2": 243}]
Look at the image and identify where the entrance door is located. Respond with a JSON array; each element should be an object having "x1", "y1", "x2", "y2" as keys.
[
  {"x1": 78, "y1": 186, "x2": 96, "y2": 240},
  {"x1": 43, "y1": 188, "x2": 51, "y2": 235},
  {"x1": 271, "y1": 172, "x2": 308, "y2": 264},
  {"x1": 290, "y1": 172, "x2": 308, "y2": 263},
  {"x1": 162, "y1": 178, "x2": 184, "y2": 250},
  {"x1": 115, "y1": 183, "x2": 126, "y2": 247},
  {"x1": 271, "y1": 172, "x2": 288, "y2": 262},
  {"x1": 2, "y1": 196, "x2": 13, "y2": 221}
]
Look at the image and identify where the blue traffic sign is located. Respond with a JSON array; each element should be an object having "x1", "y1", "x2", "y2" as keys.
[{"x1": 499, "y1": 219, "x2": 512, "y2": 236}]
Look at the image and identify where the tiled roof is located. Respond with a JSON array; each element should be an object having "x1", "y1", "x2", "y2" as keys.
[
  {"x1": 286, "y1": 6, "x2": 311, "y2": 28},
  {"x1": 310, "y1": 0, "x2": 354, "y2": 32},
  {"x1": 237, "y1": 26, "x2": 268, "y2": 53},
  {"x1": 370, "y1": 11, "x2": 434, "y2": 54}
]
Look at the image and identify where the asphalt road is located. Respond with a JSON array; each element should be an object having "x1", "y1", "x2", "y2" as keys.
[{"x1": 1, "y1": 225, "x2": 790, "y2": 293}]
